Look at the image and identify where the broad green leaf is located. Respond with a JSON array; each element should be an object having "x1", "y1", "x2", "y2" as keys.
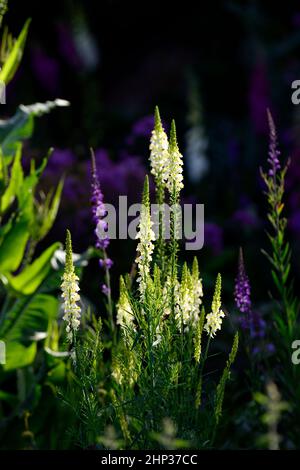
[
  {"x1": 4, "y1": 242, "x2": 61, "y2": 295},
  {"x1": 0, "y1": 19, "x2": 30, "y2": 85},
  {"x1": 3, "y1": 341, "x2": 36, "y2": 371},
  {"x1": 0, "y1": 294, "x2": 59, "y2": 371},
  {"x1": 0, "y1": 215, "x2": 29, "y2": 273}
]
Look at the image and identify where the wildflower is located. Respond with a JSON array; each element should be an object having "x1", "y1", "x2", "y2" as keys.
[
  {"x1": 191, "y1": 257, "x2": 203, "y2": 320},
  {"x1": 149, "y1": 106, "x2": 169, "y2": 184},
  {"x1": 166, "y1": 120, "x2": 184, "y2": 195},
  {"x1": 175, "y1": 261, "x2": 203, "y2": 330},
  {"x1": 214, "y1": 332, "x2": 239, "y2": 424},
  {"x1": 116, "y1": 276, "x2": 134, "y2": 329},
  {"x1": 135, "y1": 176, "x2": 155, "y2": 299},
  {"x1": 99, "y1": 258, "x2": 113, "y2": 269},
  {"x1": 101, "y1": 284, "x2": 110, "y2": 296},
  {"x1": 194, "y1": 307, "x2": 206, "y2": 363},
  {"x1": 61, "y1": 230, "x2": 81, "y2": 342},
  {"x1": 234, "y1": 248, "x2": 251, "y2": 315},
  {"x1": 91, "y1": 150, "x2": 109, "y2": 250},
  {"x1": 204, "y1": 273, "x2": 225, "y2": 338},
  {"x1": 90, "y1": 149, "x2": 114, "y2": 330},
  {"x1": 175, "y1": 263, "x2": 193, "y2": 327},
  {"x1": 233, "y1": 250, "x2": 273, "y2": 353},
  {"x1": 267, "y1": 109, "x2": 281, "y2": 177}
]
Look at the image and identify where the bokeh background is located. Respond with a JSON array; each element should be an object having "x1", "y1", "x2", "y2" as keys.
[{"x1": 3, "y1": 0, "x2": 300, "y2": 311}]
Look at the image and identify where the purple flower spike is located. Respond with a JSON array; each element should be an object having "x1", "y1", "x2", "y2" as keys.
[
  {"x1": 234, "y1": 248, "x2": 252, "y2": 315},
  {"x1": 267, "y1": 109, "x2": 281, "y2": 177},
  {"x1": 101, "y1": 284, "x2": 110, "y2": 296},
  {"x1": 91, "y1": 150, "x2": 110, "y2": 250},
  {"x1": 99, "y1": 258, "x2": 113, "y2": 269}
]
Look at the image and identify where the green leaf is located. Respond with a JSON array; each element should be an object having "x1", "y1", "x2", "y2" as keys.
[
  {"x1": 0, "y1": 143, "x2": 24, "y2": 213},
  {"x1": 0, "y1": 215, "x2": 29, "y2": 273},
  {"x1": 37, "y1": 179, "x2": 64, "y2": 241},
  {"x1": 283, "y1": 264, "x2": 291, "y2": 285},
  {"x1": 3, "y1": 342, "x2": 36, "y2": 371},
  {"x1": 0, "y1": 19, "x2": 31, "y2": 85},
  {"x1": 271, "y1": 269, "x2": 282, "y2": 295},
  {"x1": 0, "y1": 294, "x2": 59, "y2": 371},
  {"x1": 0, "y1": 109, "x2": 34, "y2": 160},
  {"x1": 3, "y1": 242, "x2": 61, "y2": 295}
]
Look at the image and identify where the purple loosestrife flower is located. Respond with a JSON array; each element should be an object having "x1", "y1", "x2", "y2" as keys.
[
  {"x1": 234, "y1": 250, "x2": 273, "y2": 356},
  {"x1": 267, "y1": 109, "x2": 281, "y2": 177},
  {"x1": 101, "y1": 284, "x2": 111, "y2": 296},
  {"x1": 234, "y1": 248, "x2": 252, "y2": 316},
  {"x1": 90, "y1": 150, "x2": 114, "y2": 331},
  {"x1": 99, "y1": 258, "x2": 113, "y2": 269},
  {"x1": 91, "y1": 159, "x2": 110, "y2": 250}
]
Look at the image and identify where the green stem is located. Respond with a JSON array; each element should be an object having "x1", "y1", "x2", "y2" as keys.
[
  {"x1": 103, "y1": 249, "x2": 114, "y2": 337},
  {"x1": 156, "y1": 181, "x2": 165, "y2": 274}
]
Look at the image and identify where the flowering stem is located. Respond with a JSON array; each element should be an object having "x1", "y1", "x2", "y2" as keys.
[
  {"x1": 195, "y1": 336, "x2": 210, "y2": 409},
  {"x1": 170, "y1": 188, "x2": 178, "y2": 317},
  {"x1": 103, "y1": 248, "x2": 114, "y2": 334},
  {"x1": 155, "y1": 182, "x2": 165, "y2": 275}
]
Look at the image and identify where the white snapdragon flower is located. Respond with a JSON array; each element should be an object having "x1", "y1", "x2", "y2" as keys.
[
  {"x1": 135, "y1": 176, "x2": 155, "y2": 299},
  {"x1": 204, "y1": 273, "x2": 225, "y2": 338},
  {"x1": 61, "y1": 230, "x2": 81, "y2": 342},
  {"x1": 175, "y1": 261, "x2": 203, "y2": 331},
  {"x1": 166, "y1": 120, "x2": 184, "y2": 195},
  {"x1": 117, "y1": 276, "x2": 134, "y2": 329},
  {"x1": 149, "y1": 106, "x2": 169, "y2": 184}
]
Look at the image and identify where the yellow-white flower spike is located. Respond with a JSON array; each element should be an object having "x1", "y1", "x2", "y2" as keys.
[
  {"x1": 117, "y1": 276, "x2": 134, "y2": 329},
  {"x1": 61, "y1": 230, "x2": 81, "y2": 342},
  {"x1": 175, "y1": 263, "x2": 192, "y2": 328},
  {"x1": 135, "y1": 176, "x2": 155, "y2": 299},
  {"x1": 191, "y1": 258, "x2": 203, "y2": 323},
  {"x1": 204, "y1": 273, "x2": 225, "y2": 338},
  {"x1": 166, "y1": 120, "x2": 184, "y2": 195},
  {"x1": 149, "y1": 106, "x2": 169, "y2": 184},
  {"x1": 175, "y1": 262, "x2": 203, "y2": 331}
]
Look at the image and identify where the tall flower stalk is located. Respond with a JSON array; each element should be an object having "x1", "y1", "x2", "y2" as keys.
[
  {"x1": 167, "y1": 120, "x2": 184, "y2": 316},
  {"x1": 261, "y1": 110, "x2": 298, "y2": 338},
  {"x1": 111, "y1": 109, "x2": 238, "y2": 448},
  {"x1": 61, "y1": 230, "x2": 81, "y2": 345},
  {"x1": 204, "y1": 273, "x2": 225, "y2": 338},
  {"x1": 234, "y1": 248, "x2": 272, "y2": 364},
  {"x1": 175, "y1": 259, "x2": 203, "y2": 331},
  {"x1": 149, "y1": 106, "x2": 169, "y2": 272},
  {"x1": 91, "y1": 149, "x2": 114, "y2": 332},
  {"x1": 234, "y1": 248, "x2": 252, "y2": 328},
  {"x1": 135, "y1": 175, "x2": 155, "y2": 301}
]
